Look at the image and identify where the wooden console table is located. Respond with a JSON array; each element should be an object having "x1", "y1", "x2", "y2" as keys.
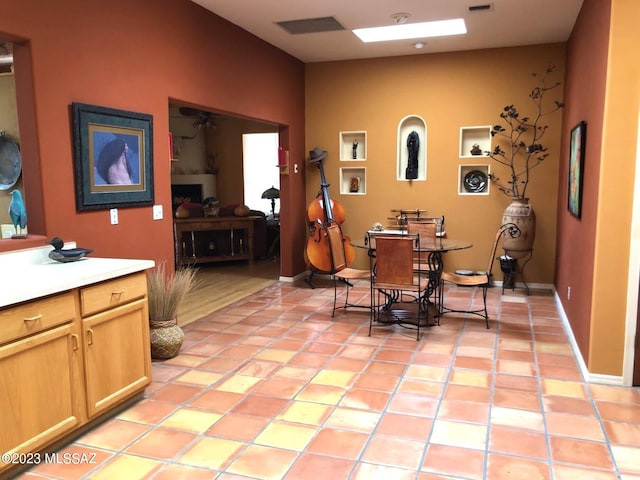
[{"x1": 174, "y1": 216, "x2": 260, "y2": 266}]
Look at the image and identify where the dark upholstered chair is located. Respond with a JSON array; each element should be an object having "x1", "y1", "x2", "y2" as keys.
[{"x1": 218, "y1": 206, "x2": 267, "y2": 259}]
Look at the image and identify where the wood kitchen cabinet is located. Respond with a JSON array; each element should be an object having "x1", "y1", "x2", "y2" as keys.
[
  {"x1": 0, "y1": 270, "x2": 151, "y2": 478},
  {"x1": 0, "y1": 322, "x2": 83, "y2": 460},
  {"x1": 80, "y1": 273, "x2": 151, "y2": 418},
  {"x1": 83, "y1": 300, "x2": 150, "y2": 417}
]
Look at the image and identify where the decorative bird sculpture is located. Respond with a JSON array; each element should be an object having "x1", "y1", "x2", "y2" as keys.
[
  {"x1": 8, "y1": 189, "x2": 27, "y2": 238},
  {"x1": 47, "y1": 236, "x2": 93, "y2": 263},
  {"x1": 48, "y1": 236, "x2": 65, "y2": 250}
]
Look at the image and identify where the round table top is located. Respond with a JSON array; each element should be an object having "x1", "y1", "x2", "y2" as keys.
[
  {"x1": 417, "y1": 238, "x2": 473, "y2": 252},
  {"x1": 353, "y1": 232, "x2": 472, "y2": 253}
]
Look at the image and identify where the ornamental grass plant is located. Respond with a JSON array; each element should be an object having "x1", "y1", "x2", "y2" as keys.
[{"x1": 147, "y1": 261, "x2": 198, "y2": 323}]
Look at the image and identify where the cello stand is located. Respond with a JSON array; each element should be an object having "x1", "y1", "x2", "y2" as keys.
[
  {"x1": 304, "y1": 271, "x2": 354, "y2": 290},
  {"x1": 306, "y1": 270, "x2": 317, "y2": 289}
]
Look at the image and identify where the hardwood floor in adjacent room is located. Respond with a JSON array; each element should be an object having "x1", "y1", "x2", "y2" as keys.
[{"x1": 177, "y1": 257, "x2": 281, "y2": 326}]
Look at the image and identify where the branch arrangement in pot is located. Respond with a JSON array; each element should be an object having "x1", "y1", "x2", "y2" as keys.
[
  {"x1": 487, "y1": 64, "x2": 564, "y2": 198},
  {"x1": 147, "y1": 262, "x2": 199, "y2": 359},
  {"x1": 487, "y1": 65, "x2": 564, "y2": 259}
]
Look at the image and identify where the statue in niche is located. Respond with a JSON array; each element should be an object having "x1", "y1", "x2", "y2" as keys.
[
  {"x1": 405, "y1": 131, "x2": 419, "y2": 179},
  {"x1": 352, "y1": 140, "x2": 358, "y2": 159}
]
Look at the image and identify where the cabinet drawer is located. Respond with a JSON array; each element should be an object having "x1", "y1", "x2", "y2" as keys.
[
  {"x1": 80, "y1": 272, "x2": 147, "y2": 317},
  {"x1": 224, "y1": 220, "x2": 251, "y2": 228},
  {"x1": 0, "y1": 292, "x2": 76, "y2": 345},
  {"x1": 187, "y1": 222, "x2": 215, "y2": 230}
]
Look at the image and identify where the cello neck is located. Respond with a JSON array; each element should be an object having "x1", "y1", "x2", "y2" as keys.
[{"x1": 316, "y1": 158, "x2": 334, "y2": 224}]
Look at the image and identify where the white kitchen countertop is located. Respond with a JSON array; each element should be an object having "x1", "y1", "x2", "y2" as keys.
[{"x1": 0, "y1": 244, "x2": 155, "y2": 308}]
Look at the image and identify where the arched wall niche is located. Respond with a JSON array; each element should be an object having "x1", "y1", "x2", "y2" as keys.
[
  {"x1": 0, "y1": 35, "x2": 46, "y2": 252},
  {"x1": 397, "y1": 114, "x2": 427, "y2": 181}
]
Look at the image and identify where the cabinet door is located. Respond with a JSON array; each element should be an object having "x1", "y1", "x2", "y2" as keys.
[
  {"x1": 83, "y1": 299, "x2": 151, "y2": 418},
  {"x1": 0, "y1": 324, "x2": 82, "y2": 459}
]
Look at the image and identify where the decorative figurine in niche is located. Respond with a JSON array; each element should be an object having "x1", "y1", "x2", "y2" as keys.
[
  {"x1": 8, "y1": 189, "x2": 27, "y2": 238},
  {"x1": 352, "y1": 140, "x2": 358, "y2": 159},
  {"x1": 405, "y1": 131, "x2": 419, "y2": 179},
  {"x1": 470, "y1": 143, "x2": 483, "y2": 156},
  {"x1": 350, "y1": 177, "x2": 360, "y2": 193}
]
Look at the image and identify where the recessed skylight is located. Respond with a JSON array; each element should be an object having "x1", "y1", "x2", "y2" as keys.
[{"x1": 353, "y1": 18, "x2": 467, "y2": 43}]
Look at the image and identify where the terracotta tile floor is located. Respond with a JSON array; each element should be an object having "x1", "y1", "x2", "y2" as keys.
[{"x1": 20, "y1": 280, "x2": 640, "y2": 479}]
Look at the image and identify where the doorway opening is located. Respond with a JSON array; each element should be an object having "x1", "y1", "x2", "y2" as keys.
[
  {"x1": 243, "y1": 132, "x2": 280, "y2": 217},
  {"x1": 169, "y1": 104, "x2": 282, "y2": 324}
]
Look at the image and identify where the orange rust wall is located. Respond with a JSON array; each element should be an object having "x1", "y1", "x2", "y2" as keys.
[
  {"x1": 556, "y1": 0, "x2": 610, "y2": 370},
  {"x1": 305, "y1": 45, "x2": 566, "y2": 282},
  {"x1": 0, "y1": 0, "x2": 305, "y2": 275}
]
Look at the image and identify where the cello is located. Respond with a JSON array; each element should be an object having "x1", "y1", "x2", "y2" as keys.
[{"x1": 305, "y1": 147, "x2": 355, "y2": 284}]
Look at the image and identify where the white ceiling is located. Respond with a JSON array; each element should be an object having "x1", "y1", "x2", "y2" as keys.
[{"x1": 190, "y1": 0, "x2": 584, "y2": 63}]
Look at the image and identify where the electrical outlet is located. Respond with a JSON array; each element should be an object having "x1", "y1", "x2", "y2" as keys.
[
  {"x1": 153, "y1": 205, "x2": 163, "y2": 220},
  {"x1": 110, "y1": 208, "x2": 118, "y2": 225}
]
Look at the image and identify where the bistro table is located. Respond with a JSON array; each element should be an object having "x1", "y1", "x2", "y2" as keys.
[
  {"x1": 360, "y1": 230, "x2": 473, "y2": 276},
  {"x1": 354, "y1": 230, "x2": 473, "y2": 326}
]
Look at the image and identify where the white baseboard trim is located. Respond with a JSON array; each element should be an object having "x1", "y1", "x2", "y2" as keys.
[
  {"x1": 588, "y1": 373, "x2": 625, "y2": 386},
  {"x1": 279, "y1": 271, "x2": 310, "y2": 282},
  {"x1": 280, "y1": 271, "x2": 336, "y2": 283},
  {"x1": 493, "y1": 281, "x2": 554, "y2": 291},
  {"x1": 552, "y1": 289, "x2": 625, "y2": 386}
]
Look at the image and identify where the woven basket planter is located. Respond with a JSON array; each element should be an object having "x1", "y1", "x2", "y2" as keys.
[{"x1": 149, "y1": 319, "x2": 184, "y2": 359}]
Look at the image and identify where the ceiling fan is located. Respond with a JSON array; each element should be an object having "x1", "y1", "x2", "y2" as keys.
[{"x1": 178, "y1": 107, "x2": 218, "y2": 129}]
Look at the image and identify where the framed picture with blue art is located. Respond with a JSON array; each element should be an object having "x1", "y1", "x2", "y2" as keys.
[
  {"x1": 568, "y1": 121, "x2": 586, "y2": 218},
  {"x1": 72, "y1": 102, "x2": 154, "y2": 211}
]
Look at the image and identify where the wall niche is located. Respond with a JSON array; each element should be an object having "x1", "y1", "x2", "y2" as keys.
[{"x1": 396, "y1": 115, "x2": 426, "y2": 181}]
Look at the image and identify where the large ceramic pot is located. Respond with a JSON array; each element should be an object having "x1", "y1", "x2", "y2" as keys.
[
  {"x1": 502, "y1": 198, "x2": 536, "y2": 259},
  {"x1": 149, "y1": 319, "x2": 185, "y2": 359}
]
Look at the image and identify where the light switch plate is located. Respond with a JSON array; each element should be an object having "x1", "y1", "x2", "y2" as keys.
[
  {"x1": 153, "y1": 205, "x2": 163, "y2": 220},
  {"x1": 110, "y1": 208, "x2": 118, "y2": 225}
]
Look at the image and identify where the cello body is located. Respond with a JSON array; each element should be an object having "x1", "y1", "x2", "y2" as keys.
[{"x1": 305, "y1": 152, "x2": 355, "y2": 274}]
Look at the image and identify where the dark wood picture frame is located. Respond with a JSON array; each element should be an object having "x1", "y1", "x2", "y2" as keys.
[
  {"x1": 72, "y1": 102, "x2": 154, "y2": 211},
  {"x1": 568, "y1": 121, "x2": 586, "y2": 218}
]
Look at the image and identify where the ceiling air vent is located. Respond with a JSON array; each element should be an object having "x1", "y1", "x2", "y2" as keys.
[
  {"x1": 276, "y1": 16, "x2": 345, "y2": 35},
  {"x1": 467, "y1": 3, "x2": 494, "y2": 12}
]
